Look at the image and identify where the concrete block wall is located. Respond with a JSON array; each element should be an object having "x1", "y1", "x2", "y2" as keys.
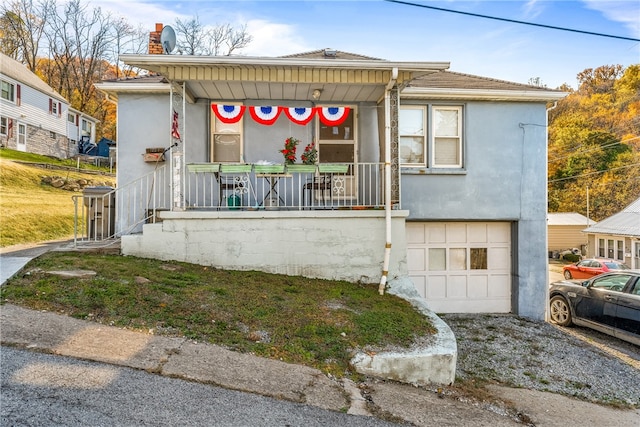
[{"x1": 122, "y1": 210, "x2": 409, "y2": 284}]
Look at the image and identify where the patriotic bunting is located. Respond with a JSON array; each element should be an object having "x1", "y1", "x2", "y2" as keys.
[
  {"x1": 317, "y1": 107, "x2": 350, "y2": 126},
  {"x1": 210, "y1": 103, "x2": 351, "y2": 126},
  {"x1": 248, "y1": 105, "x2": 282, "y2": 125},
  {"x1": 212, "y1": 104, "x2": 246, "y2": 123},
  {"x1": 284, "y1": 107, "x2": 316, "y2": 125}
]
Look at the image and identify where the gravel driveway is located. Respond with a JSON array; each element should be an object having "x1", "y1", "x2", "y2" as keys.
[{"x1": 440, "y1": 313, "x2": 640, "y2": 408}]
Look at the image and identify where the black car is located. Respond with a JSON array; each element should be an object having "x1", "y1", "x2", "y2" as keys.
[{"x1": 548, "y1": 271, "x2": 640, "y2": 346}]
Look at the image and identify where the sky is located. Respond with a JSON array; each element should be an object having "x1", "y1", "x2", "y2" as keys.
[{"x1": 94, "y1": 0, "x2": 640, "y2": 89}]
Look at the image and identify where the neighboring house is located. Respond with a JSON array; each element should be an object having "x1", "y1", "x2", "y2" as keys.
[
  {"x1": 94, "y1": 28, "x2": 565, "y2": 320},
  {"x1": 0, "y1": 53, "x2": 97, "y2": 159},
  {"x1": 67, "y1": 107, "x2": 99, "y2": 155},
  {"x1": 547, "y1": 212, "x2": 594, "y2": 257},
  {"x1": 583, "y1": 197, "x2": 640, "y2": 269}
]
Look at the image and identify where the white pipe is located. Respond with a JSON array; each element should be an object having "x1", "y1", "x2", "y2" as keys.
[{"x1": 379, "y1": 67, "x2": 398, "y2": 295}]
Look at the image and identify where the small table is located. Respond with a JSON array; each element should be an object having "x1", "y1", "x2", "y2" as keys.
[{"x1": 257, "y1": 173, "x2": 291, "y2": 207}]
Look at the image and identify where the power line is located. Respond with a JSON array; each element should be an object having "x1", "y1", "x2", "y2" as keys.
[
  {"x1": 548, "y1": 163, "x2": 640, "y2": 183},
  {"x1": 548, "y1": 136, "x2": 640, "y2": 164},
  {"x1": 385, "y1": 0, "x2": 640, "y2": 42}
]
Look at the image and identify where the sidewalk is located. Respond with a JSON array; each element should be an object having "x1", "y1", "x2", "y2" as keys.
[{"x1": 2, "y1": 243, "x2": 638, "y2": 426}]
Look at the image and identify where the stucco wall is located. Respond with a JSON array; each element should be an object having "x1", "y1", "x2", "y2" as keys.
[
  {"x1": 400, "y1": 101, "x2": 549, "y2": 319},
  {"x1": 122, "y1": 210, "x2": 409, "y2": 284}
]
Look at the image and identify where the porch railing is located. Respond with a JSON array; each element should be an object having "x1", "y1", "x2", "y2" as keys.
[
  {"x1": 72, "y1": 164, "x2": 170, "y2": 245},
  {"x1": 184, "y1": 162, "x2": 385, "y2": 210}
]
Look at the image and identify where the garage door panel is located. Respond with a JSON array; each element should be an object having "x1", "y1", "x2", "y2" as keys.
[
  {"x1": 488, "y1": 274, "x2": 511, "y2": 297},
  {"x1": 447, "y1": 223, "x2": 467, "y2": 243},
  {"x1": 489, "y1": 223, "x2": 511, "y2": 242},
  {"x1": 427, "y1": 223, "x2": 446, "y2": 244},
  {"x1": 488, "y1": 247, "x2": 511, "y2": 270},
  {"x1": 448, "y1": 275, "x2": 467, "y2": 298},
  {"x1": 406, "y1": 223, "x2": 425, "y2": 244},
  {"x1": 468, "y1": 276, "x2": 488, "y2": 298},
  {"x1": 407, "y1": 248, "x2": 426, "y2": 271},
  {"x1": 427, "y1": 275, "x2": 447, "y2": 299},
  {"x1": 468, "y1": 223, "x2": 488, "y2": 243}
]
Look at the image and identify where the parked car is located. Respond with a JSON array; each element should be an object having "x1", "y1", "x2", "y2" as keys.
[
  {"x1": 548, "y1": 271, "x2": 640, "y2": 346},
  {"x1": 562, "y1": 258, "x2": 630, "y2": 280}
]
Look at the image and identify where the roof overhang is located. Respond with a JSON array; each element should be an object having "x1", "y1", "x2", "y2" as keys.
[
  {"x1": 402, "y1": 87, "x2": 568, "y2": 102},
  {"x1": 112, "y1": 54, "x2": 451, "y2": 103}
]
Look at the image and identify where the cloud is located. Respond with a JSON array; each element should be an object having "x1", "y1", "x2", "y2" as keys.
[
  {"x1": 582, "y1": 0, "x2": 640, "y2": 38},
  {"x1": 522, "y1": 0, "x2": 545, "y2": 19},
  {"x1": 93, "y1": 0, "x2": 190, "y2": 29},
  {"x1": 241, "y1": 19, "x2": 311, "y2": 57}
]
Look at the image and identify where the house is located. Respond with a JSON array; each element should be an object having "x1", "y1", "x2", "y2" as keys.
[
  {"x1": 583, "y1": 197, "x2": 640, "y2": 269},
  {"x1": 0, "y1": 52, "x2": 97, "y2": 158},
  {"x1": 547, "y1": 212, "x2": 594, "y2": 257},
  {"x1": 67, "y1": 107, "x2": 99, "y2": 155},
  {"x1": 94, "y1": 28, "x2": 565, "y2": 320}
]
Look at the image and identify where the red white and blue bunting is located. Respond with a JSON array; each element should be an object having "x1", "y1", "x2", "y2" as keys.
[
  {"x1": 211, "y1": 104, "x2": 246, "y2": 123},
  {"x1": 317, "y1": 107, "x2": 350, "y2": 126},
  {"x1": 248, "y1": 105, "x2": 282, "y2": 125},
  {"x1": 211, "y1": 103, "x2": 351, "y2": 126},
  {"x1": 284, "y1": 107, "x2": 316, "y2": 125}
]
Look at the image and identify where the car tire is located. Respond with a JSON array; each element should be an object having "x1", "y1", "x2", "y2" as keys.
[
  {"x1": 549, "y1": 295, "x2": 573, "y2": 327},
  {"x1": 563, "y1": 270, "x2": 573, "y2": 280}
]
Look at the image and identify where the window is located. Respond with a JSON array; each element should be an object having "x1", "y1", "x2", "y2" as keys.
[
  {"x1": 598, "y1": 239, "x2": 605, "y2": 257},
  {"x1": 432, "y1": 106, "x2": 462, "y2": 167},
  {"x1": 210, "y1": 109, "x2": 243, "y2": 162},
  {"x1": 81, "y1": 119, "x2": 91, "y2": 133},
  {"x1": 1, "y1": 80, "x2": 15, "y2": 102},
  {"x1": 399, "y1": 105, "x2": 463, "y2": 168},
  {"x1": 617, "y1": 240, "x2": 623, "y2": 260},
  {"x1": 0, "y1": 117, "x2": 6, "y2": 135},
  {"x1": 68, "y1": 113, "x2": 75, "y2": 123},
  {"x1": 50, "y1": 131, "x2": 56, "y2": 139},
  {"x1": 51, "y1": 100, "x2": 57, "y2": 115},
  {"x1": 399, "y1": 107, "x2": 425, "y2": 165}
]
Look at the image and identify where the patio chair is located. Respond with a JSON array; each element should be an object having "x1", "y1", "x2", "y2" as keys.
[{"x1": 303, "y1": 175, "x2": 331, "y2": 208}]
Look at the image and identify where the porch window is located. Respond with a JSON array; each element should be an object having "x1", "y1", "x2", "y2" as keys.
[
  {"x1": 399, "y1": 105, "x2": 463, "y2": 168},
  {"x1": 1, "y1": 80, "x2": 14, "y2": 102},
  {"x1": 210, "y1": 112, "x2": 243, "y2": 163}
]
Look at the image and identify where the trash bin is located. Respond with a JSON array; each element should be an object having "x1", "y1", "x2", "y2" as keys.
[{"x1": 83, "y1": 186, "x2": 115, "y2": 239}]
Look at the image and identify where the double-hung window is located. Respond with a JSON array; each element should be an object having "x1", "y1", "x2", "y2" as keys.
[
  {"x1": 0, "y1": 117, "x2": 7, "y2": 135},
  {"x1": 400, "y1": 105, "x2": 463, "y2": 168},
  {"x1": 210, "y1": 105, "x2": 243, "y2": 163},
  {"x1": 1, "y1": 80, "x2": 15, "y2": 102}
]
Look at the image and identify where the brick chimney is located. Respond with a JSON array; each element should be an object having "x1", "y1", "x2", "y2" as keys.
[{"x1": 148, "y1": 23, "x2": 164, "y2": 54}]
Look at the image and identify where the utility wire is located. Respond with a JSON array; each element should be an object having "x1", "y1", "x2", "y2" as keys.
[
  {"x1": 385, "y1": 0, "x2": 640, "y2": 42},
  {"x1": 548, "y1": 163, "x2": 640, "y2": 183},
  {"x1": 548, "y1": 137, "x2": 640, "y2": 163}
]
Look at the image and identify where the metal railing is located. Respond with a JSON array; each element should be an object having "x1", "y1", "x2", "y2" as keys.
[
  {"x1": 72, "y1": 164, "x2": 170, "y2": 245},
  {"x1": 184, "y1": 162, "x2": 385, "y2": 210}
]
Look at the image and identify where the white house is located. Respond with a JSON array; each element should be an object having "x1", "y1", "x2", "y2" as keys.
[
  {"x1": 67, "y1": 107, "x2": 99, "y2": 155},
  {"x1": 584, "y1": 197, "x2": 640, "y2": 269},
  {"x1": 95, "y1": 35, "x2": 565, "y2": 320},
  {"x1": 0, "y1": 52, "x2": 97, "y2": 158}
]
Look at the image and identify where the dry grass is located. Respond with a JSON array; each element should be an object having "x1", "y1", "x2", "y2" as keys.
[{"x1": 0, "y1": 157, "x2": 115, "y2": 247}]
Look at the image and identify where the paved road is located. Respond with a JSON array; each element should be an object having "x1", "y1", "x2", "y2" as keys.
[{"x1": 1, "y1": 346, "x2": 396, "y2": 427}]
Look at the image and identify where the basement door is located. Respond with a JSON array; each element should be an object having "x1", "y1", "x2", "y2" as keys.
[{"x1": 407, "y1": 222, "x2": 512, "y2": 313}]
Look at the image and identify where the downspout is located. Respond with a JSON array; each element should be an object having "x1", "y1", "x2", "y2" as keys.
[{"x1": 379, "y1": 67, "x2": 398, "y2": 295}]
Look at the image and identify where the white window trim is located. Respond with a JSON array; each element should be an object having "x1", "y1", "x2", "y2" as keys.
[
  {"x1": 431, "y1": 105, "x2": 463, "y2": 169},
  {"x1": 210, "y1": 103, "x2": 244, "y2": 163},
  {"x1": 1, "y1": 80, "x2": 15, "y2": 103},
  {"x1": 0, "y1": 116, "x2": 7, "y2": 136}
]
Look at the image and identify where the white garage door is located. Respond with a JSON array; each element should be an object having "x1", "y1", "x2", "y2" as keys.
[{"x1": 407, "y1": 222, "x2": 512, "y2": 313}]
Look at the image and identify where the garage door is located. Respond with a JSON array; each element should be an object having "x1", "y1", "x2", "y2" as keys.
[{"x1": 407, "y1": 222, "x2": 512, "y2": 313}]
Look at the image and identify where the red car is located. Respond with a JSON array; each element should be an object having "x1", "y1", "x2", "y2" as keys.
[{"x1": 563, "y1": 258, "x2": 630, "y2": 280}]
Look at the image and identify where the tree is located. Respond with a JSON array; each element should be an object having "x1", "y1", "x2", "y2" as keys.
[
  {"x1": 0, "y1": 0, "x2": 46, "y2": 71},
  {"x1": 174, "y1": 15, "x2": 252, "y2": 55}
]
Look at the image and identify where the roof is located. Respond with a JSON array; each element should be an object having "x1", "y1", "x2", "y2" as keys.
[
  {"x1": 403, "y1": 70, "x2": 566, "y2": 102},
  {"x1": 584, "y1": 197, "x2": 640, "y2": 237},
  {"x1": 0, "y1": 53, "x2": 67, "y2": 103},
  {"x1": 281, "y1": 48, "x2": 383, "y2": 61},
  {"x1": 548, "y1": 213, "x2": 595, "y2": 226}
]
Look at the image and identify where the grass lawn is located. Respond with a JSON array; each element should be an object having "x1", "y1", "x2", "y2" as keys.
[{"x1": 0, "y1": 251, "x2": 435, "y2": 379}]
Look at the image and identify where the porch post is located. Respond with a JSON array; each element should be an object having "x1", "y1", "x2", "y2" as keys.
[{"x1": 169, "y1": 82, "x2": 185, "y2": 210}]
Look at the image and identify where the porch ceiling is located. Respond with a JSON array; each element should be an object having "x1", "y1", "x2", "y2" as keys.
[{"x1": 119, "y1": 54, "x2": 450, "y2": 103}]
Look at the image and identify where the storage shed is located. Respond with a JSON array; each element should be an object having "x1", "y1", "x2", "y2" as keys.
[{"x1": 548, "y1": 213, "x2": 593, "y2": 256}]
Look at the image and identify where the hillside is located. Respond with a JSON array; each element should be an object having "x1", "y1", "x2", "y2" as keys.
[{"x1": 0, "y1": 156, "x2": 115, "y2": 247}]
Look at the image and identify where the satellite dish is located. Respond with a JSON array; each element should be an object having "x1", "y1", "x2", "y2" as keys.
[{"x1": 160, "y1": 25, "x2": 176, "y2": 54}]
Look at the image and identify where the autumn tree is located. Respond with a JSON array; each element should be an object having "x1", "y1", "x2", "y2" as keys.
[
  {"x1": 548, "y1": 64, "x2": 640, "y2": 221},
  {"x1": 0, "y1": 0, "x2": 45, "y2": 71}
]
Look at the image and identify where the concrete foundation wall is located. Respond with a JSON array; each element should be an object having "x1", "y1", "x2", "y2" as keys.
[{"x1": 122, "y1": 210, "x2": 409, "y2": 284}]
